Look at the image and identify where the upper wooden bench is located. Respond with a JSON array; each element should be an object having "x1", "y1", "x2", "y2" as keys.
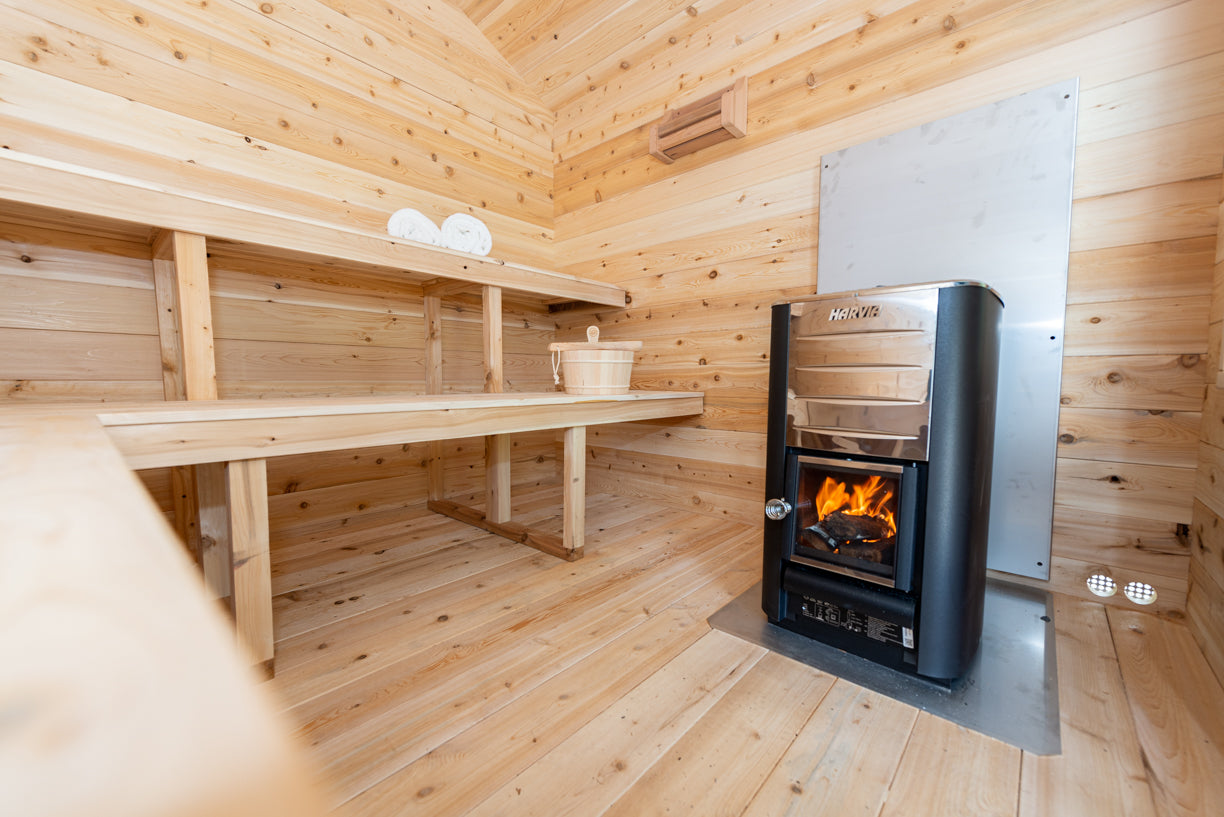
[{"x1": 0, "y1": 149, "x2": 628, "y2": 306}]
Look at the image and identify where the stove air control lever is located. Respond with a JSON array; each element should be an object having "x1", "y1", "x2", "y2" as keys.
[{"x1": 764, "y1": 498, "x2": 793, "y2": 521}]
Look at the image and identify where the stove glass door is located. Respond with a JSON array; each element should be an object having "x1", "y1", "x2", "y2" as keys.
[{"x1": 789, "y1": 454, "x2": 917, "y2": 590}]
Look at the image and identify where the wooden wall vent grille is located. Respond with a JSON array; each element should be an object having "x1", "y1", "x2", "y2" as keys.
[{"x1": 649, "y1": 76, "x2": 747, "y2": 164}]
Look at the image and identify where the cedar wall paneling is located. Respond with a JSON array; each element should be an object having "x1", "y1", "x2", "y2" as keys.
[
  {"x1": 0, "y1": 1, "x2": 560, "y2": 538},
  {"x1": 1188, "y1": 172, "x2": 1224, "y2": 686},
  {"x1": 552, "y1": 0, "x2": 1224, "y2": 615}
]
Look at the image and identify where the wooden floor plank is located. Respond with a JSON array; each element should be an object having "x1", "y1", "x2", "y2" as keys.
[
  {"x1": 271, "y1": 489, "x2": 569, "y2": 640},
  {"x1": 271, "y1": 504, "x2": 723, "y2": 703},
  {"x1": 599, "y1": 651, "x2": 836, "y2": 817},
  {"x1": 1019, "y1": 596, "x2": 1159, "y2": 817},
  {"x1": 739, "y1": 679, "x2": 920, "y2": 817},
  {"x1": 880, "y1": 712, "x2": 1022, "y2": 817},
  {"x1": 261, "y1": 495, "x2": 1224, "y2": 817},
  {"x1": 1108, "y1": 608, "x2": 1224, "y2": 817},
  {"x1": 336, "y1": 549, "x2": 762, "y2": 816},
  {"x1": 270, "y1": 484, "x2": 571, "y2": 592},
  {"x1": 463, "y1": 629, "x2": 769, "y2": 817},
  {"x1": 301, "y1": 527, "x2": 761, "y2": 802}
]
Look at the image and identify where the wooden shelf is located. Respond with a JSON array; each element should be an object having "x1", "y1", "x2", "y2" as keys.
[{"x1": 0, "y1": 149, "x2": 627, "y2": 306}]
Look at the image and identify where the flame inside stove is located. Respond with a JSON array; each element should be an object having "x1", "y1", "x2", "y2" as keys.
[{"x1": 815, "y1": 474, "x2": 897, "y2": 540}]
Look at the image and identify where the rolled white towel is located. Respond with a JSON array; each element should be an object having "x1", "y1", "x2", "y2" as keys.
[
  {"x1": 386, "y1": 208, "x2": 442, "y2": 246},
  {"x1": 440, "y1": 213, "x2": 493, "y2": 256}
]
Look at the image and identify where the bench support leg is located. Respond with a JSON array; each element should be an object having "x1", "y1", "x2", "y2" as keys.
[
  {"x1": 227, "y1": 459, "x2": 273, "y2": 676},
  {"x1": 564, "y1": 426, "x2": 586, "y2": 554},
  {"x1": 429, "y1": 425, "x2": 587, "y2": 562},
  {"x1": 196, "y1": 459, "x2": 273, "y2": 675}
]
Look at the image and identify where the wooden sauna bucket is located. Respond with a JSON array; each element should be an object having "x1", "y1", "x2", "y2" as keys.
[{"x1": 549, "y1": 327, "x2": 643, "y2": 395}]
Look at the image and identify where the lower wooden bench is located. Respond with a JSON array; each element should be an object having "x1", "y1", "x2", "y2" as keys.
[{"x1": 5, "y1": 391, "x2": 702, "y2": 674}]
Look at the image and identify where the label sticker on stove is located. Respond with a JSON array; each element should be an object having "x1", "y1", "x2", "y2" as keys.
[{"x1": 799, "y1": 597, "x2": 912, "y2": 649}]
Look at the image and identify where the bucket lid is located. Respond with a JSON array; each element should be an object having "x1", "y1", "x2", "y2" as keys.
[{"x1": 549, "y1": 325, "x2": 643, "y2": 352}]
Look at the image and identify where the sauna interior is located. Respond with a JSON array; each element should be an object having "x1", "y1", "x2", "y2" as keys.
[{"x1": 2, "y1": 1, "x2": 1223, "y2": 815}]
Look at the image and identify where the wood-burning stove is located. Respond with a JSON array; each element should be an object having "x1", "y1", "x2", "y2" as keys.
[{"x1": 762, "y1": 282, "x2": 1002, "y2": 681}]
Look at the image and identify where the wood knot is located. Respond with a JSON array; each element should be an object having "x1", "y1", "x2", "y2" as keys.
[
  {"x1": 1058, "y1": 433, "x2": 1075, "y2": 444},
  {"x1": 942, "y1": 15, "x2": 957, "y2": 31},
  {"x1": 1106, "y1": 371, "x2": 1123, "y2": 383}
]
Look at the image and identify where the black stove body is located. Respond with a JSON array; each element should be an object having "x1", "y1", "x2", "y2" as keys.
[{"x1": 762, "y1": 282, "x2": 1002, "y2": 681}]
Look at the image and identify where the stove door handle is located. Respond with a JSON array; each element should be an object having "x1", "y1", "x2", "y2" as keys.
[{"x1": 764, "y1": 498, "x2": 793, "y2": 521}]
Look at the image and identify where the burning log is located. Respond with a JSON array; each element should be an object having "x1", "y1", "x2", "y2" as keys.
[
  {"x1": 801, "y1": 511, "x2": 895, "y2": 564},
  {"x1": 818, "y1": 510, "x2": 893, "y2": 543}
]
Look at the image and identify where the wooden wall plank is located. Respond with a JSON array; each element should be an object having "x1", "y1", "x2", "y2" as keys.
[
  {"x1": 1066, "y1": 236, "x2": 1215, "y2": 305},
  {"x1": 1072, "y1": 113, "x2": 1224, "y2": 200},
  {"x1": 0, "y1": 379, "x2": 164, "y2": 402},
  {"x1": 1059, "y1": 354, "x2": 1207, "y2": 411},
  {"x1": 1055, "y1": 458, "x2": 1195, "y2": 524},
  {"x1": 1056, "y1": 407, "x2": 1200, "y2": 467},
  {"x1": 1053, "y1": 506, "x2": 1189, "y2": 580},
  {"x1": 256, "y1": 0, "x2": 552, "y2": 142},
  {"x1": 1063, "y1": 296, "x2": 1210, "y2": 356},
  {"x1": 0, "y1": 275, "x2": 159, "y2": 335},
  {"x1": 3, "y1": 1, "x2": 552, "y2": 223},
  {"x1": 0, "y1": 327, "x2": 161, "y2": 380},
  {"x1": 553, "y1": 0, "x2": 1208, "y2": 216},
  {"x1": 1069, "y1": 177, "x2": 1221, "y2": 253}
]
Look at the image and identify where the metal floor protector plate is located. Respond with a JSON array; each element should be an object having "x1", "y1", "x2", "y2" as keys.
[{"x1": 708, "y1": 577, "x2": 1061, "y2": 755}]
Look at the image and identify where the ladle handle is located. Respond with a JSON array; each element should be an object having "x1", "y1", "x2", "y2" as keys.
[{"x1": 586, "y1": 326, "x2": 600, "y2": 343}]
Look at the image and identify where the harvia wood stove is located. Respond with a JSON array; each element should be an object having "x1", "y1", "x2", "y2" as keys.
[{"x1": 762, "y1": 282, "x2": 1002, "y2": 681}]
